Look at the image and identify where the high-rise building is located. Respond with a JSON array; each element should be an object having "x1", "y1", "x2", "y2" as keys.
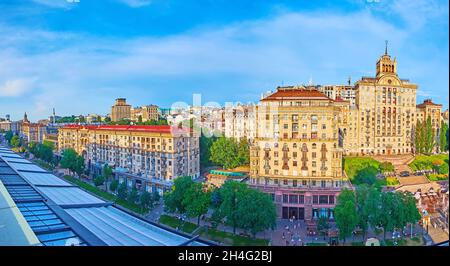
[
  {"x1": 111, "y1": 98, "x2": 132, "y2": 122},
  {"x1": 343, "y1": 45, "x2": 418, "y2": 156},
  {"x1": 58, "y1": 124, "x2": 200, "y2": 194},
  {"x1": 249, "y1": 86, "x2": 351, "y2": 220}
]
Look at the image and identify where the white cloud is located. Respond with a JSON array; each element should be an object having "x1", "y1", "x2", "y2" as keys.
[
  {"x1": 0, "y1": 78, "x2": 35, "y2": 97},
  {"x1": 31, "y1": 0, "x2": 75, "y2": 9},
  {"x1": 116, "y1": 0, "x2": 152, "y2": 8}
]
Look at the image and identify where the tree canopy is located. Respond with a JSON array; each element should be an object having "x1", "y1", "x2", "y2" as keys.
[{"x1": 210, "y1": 137, "x2": 249, "y2": 169}]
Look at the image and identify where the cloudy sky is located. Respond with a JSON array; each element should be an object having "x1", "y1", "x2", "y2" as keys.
[{"x1": 0, "y1": 0, "x2": 448, "y2": 121}]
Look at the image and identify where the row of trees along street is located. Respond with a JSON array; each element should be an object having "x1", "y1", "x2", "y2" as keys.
[
  {"x1": 334, "y1": 185, "x2": 421, "y2": 244},
  {"x1": 415, "y1": 118, "x2": 449, "y2": 154},
  {"x1": 164, "y1": 176, "x2": 276, "y2": 238}
]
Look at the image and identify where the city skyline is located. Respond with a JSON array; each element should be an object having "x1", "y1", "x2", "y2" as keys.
[{"x1": 0, "y1": 0, "x2": 448, "y2": 121}]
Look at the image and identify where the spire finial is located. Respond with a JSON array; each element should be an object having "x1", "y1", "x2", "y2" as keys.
[{"x1": 385, "y1": 40, "x2": 388, "y2": 55}]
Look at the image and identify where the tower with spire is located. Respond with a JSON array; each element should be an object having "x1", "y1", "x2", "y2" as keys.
[
  {"x1": 23, "y1": 112, "x2": 29, "y2": 123},
  {"x1": 376, "y1": 40, "x2": 397, "y2": 78}
]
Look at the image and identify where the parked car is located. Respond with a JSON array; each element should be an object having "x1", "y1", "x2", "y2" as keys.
[{"x1": 400, "y1": 171, "x2": 410, "y2": 177}]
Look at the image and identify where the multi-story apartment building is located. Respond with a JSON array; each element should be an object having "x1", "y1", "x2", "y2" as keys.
[
  {"x1": 58, "y1": 124, "x2": 200, "y2": 194},
  {"x1": 224, "y1": 104, "x2": 256, "y2": 141},
  {"x1": 416, "y1": 99, "x2": 443, "y2": 152},
  {"x1": 111, "y1": 98, "x2": 132, "y2": 122},
  {"x1": 20, "y1": 113, "x2": 47, "y2": 143},
  {"x1": 343, "y1": 47, "x2": 418, "y2": 156},
  {"x1": 249, "y1": 86, "x2": 351, "y2": 221},
  {"x1": 319, "y1": 84, "x2": 357, "y2": 107},
  {"x1": 131, "y1": 105, "x2": 160, "y2": 122}
]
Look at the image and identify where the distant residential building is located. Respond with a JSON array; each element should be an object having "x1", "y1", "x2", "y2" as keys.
[
  {"x1": 131, "y1": 105, "x2": 160, "y2": 122},
  {"x1": 20, "y1": 113, "x2": 47, "y2": 143},
  {"x1": 318, "y1": 83, "x2": 356, "y2": 106},
  {"x1": 58, "y1": 124, "x2": 200, "y2": 194},
  {"x1": 111, "y1": 98, "x2": 132, "y2": 122},
  {"x1": 416, "y1": 99, "x2": 443, "y2": 152},
  {"x1": 224, "y1": 104, "x2": 256, "y2": 141}
]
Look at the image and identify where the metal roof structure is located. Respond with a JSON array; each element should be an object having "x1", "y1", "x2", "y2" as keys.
[{"x1": 0, "y1": 146, "x2": 210, "y2": 246}]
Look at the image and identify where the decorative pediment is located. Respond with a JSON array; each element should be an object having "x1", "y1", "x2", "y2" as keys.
[{"x1": 377, "y1": 74, "x2": 401, "y2": 86}]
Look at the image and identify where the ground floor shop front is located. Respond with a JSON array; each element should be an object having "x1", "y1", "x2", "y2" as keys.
[{"x1": 251, "y1": 184, "x2": 341, "y2": 221}]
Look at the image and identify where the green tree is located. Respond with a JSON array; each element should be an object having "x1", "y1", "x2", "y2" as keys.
[
  {"x1": 93, "y1": 175, "x2": 105, "y2": 187},
  {"x1": 424, "y1": 116, "x2": 434, "y2": 154},
  {"x1": 437, "y1": 163, "x2": 449, "y2": 175},
  {"x1": 439, "y1": 120, "x2": 448, "y2": 153},
  {"x1": 237, "y1": 138, "x2": 250, "y2": 166},
  {"x1": 117, "y1": 182, "x2": 128, "y2": 200},
  {"x1": 334, "y1": 189, "x2": 358, "y2": 244},
  {"x1": 210, "y1": 137, "x2": 248, "y2": 169},
  {"x1": 152, "y1": 190, "x2": 160, "y2": 203},
  {"x1": 73, "y1": 155, "x2": 85, "y2": 175},
  {"x1": 317, "y1": 216, "x2": 330, "y2": 238},
  {"x1": 60, "y1": 148, "x2": 77, "y2": 172},
  {"x1": 200, "y1": 133, "x2": 216, "y2": 168},
  {"x1": 127, "y1": 187, "x2": 139, "y2": 204},
  {"x1": 10, "y1": 135, "x2": 21, "y2": 148},
  {"x1": 182, "y1": 182, "x2": 211, "y2": 225},
  {"x1": 4, "y1": 131, "x2": 13, "y2": 142},
  {"x1": 235, "y1": 188, "x2": 276, "y2": 238},
  {"x1": 109, "y1": 179, "x2": 119, "y2": 192},
  {"x1": 140, "y1": 191, "x2": 152, "y2": 211},
  {"x1": 361, "y1": 186, "x2": 382, "y2": 240},
  {"x1": 104, "y1": 116, "x2": 111, "y2": 123},
  {"x1": 103, "y1": 164, "x2": 113, "y2": 191},
  {"x1": 137, "y1": 115, "x2": 143, "y2": 123},
  {"x1": 379, "y1": 162, "x2": 395, "y2": 173},
  {"x1": 353, "y1": 166, "x2": 378, "y2": 185},
  {"x1": 215, "y1": 180, "x2": 248, "y2": 234},
  {"x1": 399, "y1": 192, "x2": 421, "y2": 238},
  {"x1": 414, "y1": 120, "x2": 424, "y2": 154},
  {"x1": 163, "y1": 176, "x2": 194, "y2": 213}
]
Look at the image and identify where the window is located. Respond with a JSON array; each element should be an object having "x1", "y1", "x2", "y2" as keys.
[
  {"x1": 293, "y1": 180, "x2": 297, "y2": 187},
  {"x1": 329, "y1": 195, "x2": 335, "y2": 204},
  {"x1": 293, "y1": 161, "x2": 297, "y2": 166},
  {"x1": 302, "y1": 180, "x2": 307, "y2": 186},
  {"x1": 289, "y1": 195, "x2": 298, "y2": 204},
  {"x1": 319, "y1": 195, "x2": 328, "y2": 204},
  {"x1": 321, "y1": 180, "x2": 326, "y2": 188},
  {"x1": 313, "y1": 195, "x2": 319, "y2": 204},
  {"x1": 283, "y1": 194, "x2": 288, "y2": 203},
  {"x1": 299, "y1": 195, "x2": 305, "y2": 204},
  {"x1": 283, "y1": 179, "x2": 288, "y2": 185}
]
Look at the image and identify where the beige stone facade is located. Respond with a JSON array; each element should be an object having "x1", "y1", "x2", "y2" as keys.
[
  {"x1": 249, "y1": 87, "x2": 351, "y2": 220},
  {"x1": 111, "y1": 98, "x2": 131, "y2": 122},
  {"x1": 224, "y1": 104, "x2": 256, "y2": 141},
  {"x1": 131, "y1": 105, "x2": 160, "y2": 122},
  {"x1": 343, "y1": 49, "x2": 419, "y2": 156},
  {"x1": 58, "y1": 125, "x2": 200, "y2": 181}
]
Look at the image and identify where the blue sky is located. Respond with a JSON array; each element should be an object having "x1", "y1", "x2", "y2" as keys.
[{"x1": 0, "y1": 0, "x2": 448, "y2": 121}]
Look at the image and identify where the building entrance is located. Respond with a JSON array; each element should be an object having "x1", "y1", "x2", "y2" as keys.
[{"x1": 282, "y1": 207, "x2": 305, "y2": 220}]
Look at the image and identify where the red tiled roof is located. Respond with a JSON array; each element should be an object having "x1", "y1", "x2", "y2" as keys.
[
  {"x1": 261, "y1": 89, "x2": 332, "y2": 101},
  {"x1": 417, "y1": 99, "x2": 442, "y2": 108},
  {"x1": 61, "y1": 124, "x2": 192, "y2": 134},
  {"x1": 334, "y1": 96, "x2": 349, "y2": 103}
]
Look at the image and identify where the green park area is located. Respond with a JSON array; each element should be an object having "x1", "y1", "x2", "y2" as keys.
[
  {"x1": 158, "y1": 215, "x2": 199, "y2": 234},
  {"x1": 198, "y1": 227, "x2": 269, "y2": 246},
  {"x1": 343, "y1": 157, "x2": 397, "y2": 187},
  {"x1": 409, "y1": 154, "x2": 449, "y2": 181}
]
